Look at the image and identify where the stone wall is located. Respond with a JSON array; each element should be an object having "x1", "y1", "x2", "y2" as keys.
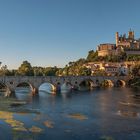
[{"x1": 0, "y1": 76, "x2": 130, "y2": 94}]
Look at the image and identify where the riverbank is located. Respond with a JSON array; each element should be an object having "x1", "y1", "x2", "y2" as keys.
[{"x1": 129, "y1": 77, "x2": 140, "y2": 90}]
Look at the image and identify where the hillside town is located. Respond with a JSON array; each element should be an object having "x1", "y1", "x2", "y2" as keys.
[
  {"x1": 84, "y1": 61, "x2": 140, "y2": 76},
  {"x1": 84, "y1": 30, "x2": 140, "y2": 76},
  {"x1": 0, "y1": 30, "x2": 140, "y2": 78}
]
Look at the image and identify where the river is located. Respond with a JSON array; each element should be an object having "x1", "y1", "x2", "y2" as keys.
[{"x1": 0, "y1": 87, "x2": 140, "y2": 140}]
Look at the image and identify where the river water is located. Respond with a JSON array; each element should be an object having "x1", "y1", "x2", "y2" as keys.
[{"x1": 0, "y1": 87, "x2": 140, "y2": 140}]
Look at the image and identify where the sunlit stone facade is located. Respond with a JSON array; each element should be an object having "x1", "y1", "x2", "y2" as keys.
[{"x1": 98, "y1": 30, "x2": 140, "y2": 56}]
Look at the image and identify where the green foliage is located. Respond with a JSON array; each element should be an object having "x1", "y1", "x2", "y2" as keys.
[
  {"x1": 79, "y1": 67, "x2": 91, "y2": 76},
  {"x1": 0, "y1": 47, "x2": 140, "y2": 77},
  {"x1": 68, "y1": 59, "x2": 86, "y2": 76},
  {"x1": 18, "y1": 61, "x2": 34, "y2": 76},
  {"x1": 104, "y1": 55, "x2": 119, "y2": 62},
  {"x1": 57, "y1": 58, "x2": 91, "y2": 76},
  {"x1": 126, "y1": 54, "x2": 140, "y2": 61},
  {"x1": 32, "y1": 67, "x2": 44, "y2": 76},
  {"x1": 5, "y1": 70, "x2": 17, "y2": 76},
  {"x1": 92, "y1": 69, "x2": 107, "y2": 76},
  {"x1": 0, "y1": 60, "x2": 60, "y2": 76},
  {"x1": 132, "y1": 64, "x2": 140, "y2": 76},
  {"x1": 33, "y1": 66, "x2": 59, "y2": 76},
  {"x1": 0, "y1": 65, "x2": 8, "y2": 76},
  {"x1": 86, "y1": 50, "x2": 140, "y2": 63},
  {"x1": 86, "y1": 50, "x2": 98, "y2": 62},
  {"x1": 43, "y1": 66, "x2": 59, "y2": 76}
]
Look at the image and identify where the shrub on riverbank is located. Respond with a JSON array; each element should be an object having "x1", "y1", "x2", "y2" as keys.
[{"x1": 129, "y1": 77, "x2": 140, "y2": 89}]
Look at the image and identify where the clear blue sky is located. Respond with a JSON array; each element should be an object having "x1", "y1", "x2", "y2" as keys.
[{"x1": 0, "y1": 0, "x2": 140, "y2": 69}]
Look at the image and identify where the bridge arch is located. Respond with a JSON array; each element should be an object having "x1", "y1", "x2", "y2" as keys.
[
  {"x1": 14, "y1": 82, "x2": 37, "y2": 96},
  {"x1": 15, "y1": 82, "x2": 34, "y2": 92},
  {"x1": 0, "y1": 82, "x2": 9, "y2": 96},
  {"x1": 101, "y1": 79, "x2": 114, "y2": 87},
  {"x1": 116, "y1": 80, "x2": 126, "y2": 87},
  {"x1": 79, "y1": 79, "x2": 95, "y2": 91},
  {"x1": 61, "y1": 82, "x2": 72, "y2": 93},
  {"x1": 0, "y1": 82, "x2": 7, "y2": 90},
  {"x1": 15, "y1": 82, "x2": 34, "y2": 100},
  {"x1": 39, "y1": 82, "x2": 56, "y2": 94}
]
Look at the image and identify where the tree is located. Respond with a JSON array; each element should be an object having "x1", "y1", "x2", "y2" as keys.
[
  {"x1": 93, "y1": 69, "x2": 107, "y2": 76},
  {"x1": 18, "y1": 61, "x2": 33, "y2": 76},
  {"x1": 79, "y1": 67, "x2": 91, "y2": 76},
  {"x1": 56, "y1": 68, "x2": 63, "y2": 76},
  {"x1": 0, "y1": 65, "x2": 8, "y2": 76},
  {"x1": 86, "y1": 50, "x2": 98, "y2": 62},
  {"x1": 132, "y1": 64, "x2": 140, "y2": 76},
  {"x1": 43, "y1": 67, "x2": 59, "y2": 76}
]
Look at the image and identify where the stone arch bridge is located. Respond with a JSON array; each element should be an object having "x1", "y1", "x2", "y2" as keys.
[{"x1": 0, "y1": 76, "x2": 131, "y2": 94}]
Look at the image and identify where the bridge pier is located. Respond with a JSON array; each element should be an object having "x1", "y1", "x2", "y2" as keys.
[
  {"x1": 5, "y1": 87, "x2": 15, "y2": 97},
  {"x1": 31, "y1": 87, "x2": 39, "y2": 95}
]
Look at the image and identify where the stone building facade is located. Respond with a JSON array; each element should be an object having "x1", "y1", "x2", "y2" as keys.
[
  {"x1": 98, "y1": 30, "x2": 140, "y2": 56},
  {"x1": 116, "y1": 30, "x2": 140, "y2": 49},
  {"x1": 98, "y1": 43, "x2": 117, "y2": 56}
]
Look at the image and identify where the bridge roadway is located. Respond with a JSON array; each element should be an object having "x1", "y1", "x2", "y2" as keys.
[{"x1": 0, "y1": 76, "x2": 131, "y2": 95}]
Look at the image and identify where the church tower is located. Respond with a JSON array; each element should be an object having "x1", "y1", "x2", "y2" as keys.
[
  {"x1": 128, "y1": 29, "x2": 134, "y2": 39},
  {"x1": 132, "y1": 31, "x2": 134, "y2": 39},
  {"x1": 116, "y1": 32, "x2": 119, "y2": 47}
]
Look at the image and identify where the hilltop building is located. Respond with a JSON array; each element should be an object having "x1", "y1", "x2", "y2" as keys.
[
  {"x1": 98, "y1": 43, "x2": 117, "y2": 56},
  {"x1": 98, "y1": 30, "x2": 140, "y2": 57},
  {"x1": 116, "y1": 29, "x2": 140, "y2": 49}
]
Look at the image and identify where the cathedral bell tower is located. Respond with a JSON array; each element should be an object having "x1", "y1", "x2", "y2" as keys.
[
  {"x1": 128, "y1": 29, "x2": 134, "y2": 39},
  {"x1": 116, "y1": 32, "x2": 119, "y2": 47}
]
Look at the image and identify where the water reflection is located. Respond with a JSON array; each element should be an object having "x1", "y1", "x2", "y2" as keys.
[
  {"x1": 39, "y1": 83, "x2": 55, "y2": 94},
  {"x1": 117, "y1": 110, "x2": 140, "y2": 118},
  {"x1": 39, "y1": 91, "x2": 51, "y2": 98},
  {"x1": 67, "y1": 113, "x2": 88, "y2": 120},
  {"x1": 44, "y1": 120, "x2": 54, "y2": 128},
  {"x1": 0, "y1": 91, "x2": 6, "y2": 97},
  {"x1": 0, "y1": 87, "x2": 140, "y2": 140},
  {"x1": 61, "y1": 92, "x2": 72, "y2": 100},
  {"x1": 15, "y1": 87, "x2": 32, "y2": 101}
]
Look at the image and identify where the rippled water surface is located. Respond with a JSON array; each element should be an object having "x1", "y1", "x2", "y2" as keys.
[{"x1": 0, "y1": 87, "x2": 140, "y2": 140}]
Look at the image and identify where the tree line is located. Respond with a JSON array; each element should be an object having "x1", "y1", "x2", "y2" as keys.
[
  {"x1": 0, "y1": 61, "x2": 59, "y2": 76},
  {"x1": 0, "y1": 50, "x2": 140, "y2": 76}
]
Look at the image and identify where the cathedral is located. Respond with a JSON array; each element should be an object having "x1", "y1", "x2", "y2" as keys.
[
  {"x1": 116, "y1": 29, "x2": 140, "y2": 49},
  {"x1": 98, "y1": 30, "x2": 140, "y2": 57}
]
